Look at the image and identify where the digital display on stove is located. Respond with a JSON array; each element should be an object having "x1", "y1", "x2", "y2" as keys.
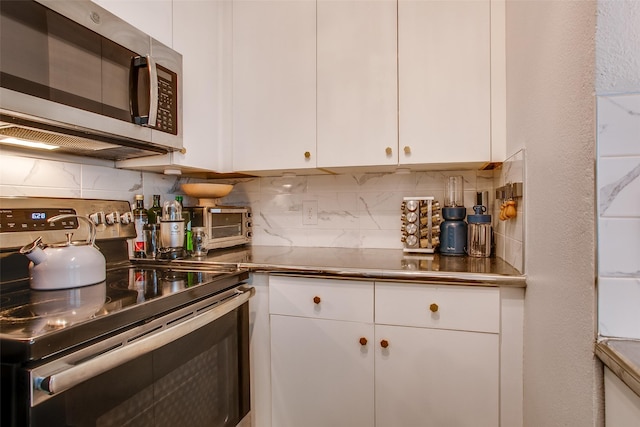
[{"x1": 0, "y1": 208, "x2": 77, "y2": 232}]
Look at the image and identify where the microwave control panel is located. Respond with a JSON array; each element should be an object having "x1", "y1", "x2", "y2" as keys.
[{"x1": 155, "y1": 64, "x2": 178, "y2": 135}]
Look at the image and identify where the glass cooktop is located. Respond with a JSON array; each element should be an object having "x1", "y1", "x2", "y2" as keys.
[{"x1": 0, "y1": 264, "x2": 248, "y2": 363}]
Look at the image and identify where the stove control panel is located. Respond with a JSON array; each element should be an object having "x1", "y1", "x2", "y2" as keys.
[
  {"x1": 0, "y1": 197, "x2": 136, "y2": 250},
  {"x1": 0, "y1": 208, "x2": 78, "y2": 232},
  {"x1": 401, "y1": 197, "x2": 441, "y2": 253}
]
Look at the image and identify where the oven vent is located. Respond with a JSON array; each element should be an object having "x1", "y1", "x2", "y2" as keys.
[
  {"x1": 0, "y1": 115, "x2": 170, "y2": 161},
  {"x1": 0, "y1": 124, "x2": 118, "y2": 151}
]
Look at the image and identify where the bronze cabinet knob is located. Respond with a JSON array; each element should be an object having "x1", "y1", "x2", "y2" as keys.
[
  {"x1": 313, "y1": 296, "x2": 321, "y2": 304},
  {"x1": 385, "y1": 147, "x2": 392, "y2": 156},
  {"x1": 380, "y1": 339, "x2": 389, "y2": 349},
  {"x1": 359, "y1": 337, "x2": 368, "y2": 346},
  {"x1": 429, "y1": 303, "x2": 439, "y2": 313},
  {"x1": 403, "y1": 146, "x2": 411, "y2": 154},
  {"x1": 304, "y1": 151, "x2": 311, "y2": 159}
]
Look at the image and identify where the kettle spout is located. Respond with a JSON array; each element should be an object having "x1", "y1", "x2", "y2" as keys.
[{"x1": 19, "y1": 236, "x2": 47, "y2": 265}]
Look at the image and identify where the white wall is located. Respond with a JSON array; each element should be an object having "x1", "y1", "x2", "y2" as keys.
[
  {"x1": 596, "y1": 0, "x2": 640, "y2": 340},
  {"x1": 505, "y1": 0, "x2": 600, "y2": 425}
]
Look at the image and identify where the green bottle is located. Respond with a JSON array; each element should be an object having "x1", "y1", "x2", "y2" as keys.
[{"x1": 175, "y1": 196, "x2": 193, "y2": 254}]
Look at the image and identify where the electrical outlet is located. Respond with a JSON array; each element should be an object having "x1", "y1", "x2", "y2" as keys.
[{"x1": 302, "y1": 200, "x2": 318, "y2": 225}]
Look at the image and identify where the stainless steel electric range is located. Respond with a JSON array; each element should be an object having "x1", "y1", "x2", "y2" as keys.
[{"x1": 0, "y1": 197, "x2": 253, "y2": 427}]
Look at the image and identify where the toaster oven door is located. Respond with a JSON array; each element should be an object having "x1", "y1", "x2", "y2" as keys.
[{"x1": 205, "y1": 210, "x2": 251, "y2": 250}]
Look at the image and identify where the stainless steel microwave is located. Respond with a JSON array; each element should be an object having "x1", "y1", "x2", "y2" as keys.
[
  {"x1": 185, "y1": 206, "x2": 253, "y2": 250},
  {"x1": 0, "y1": 0, "x2": 182, "y2": 160}
]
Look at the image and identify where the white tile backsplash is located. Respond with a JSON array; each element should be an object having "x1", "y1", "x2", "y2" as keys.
[
  {"x1": 492, "y1": 149, "x2": 525, "y2": 273},
  {"x1": 597, "y1": 92, "x2": 640, "y2": 340},
  {"x1": 0, "y1": 151, "x2": 527, "y2": 267},
  {"x1": 0, "y1": 154, "x2": 81, "y2": 192},
  {"x1": 598, "y1": 277, "x2": 640, "y2": 338},
  {"x1": 597, "y1": 95, "x2": 640, "y2": 157},
  {"x1": 599, "y1": 218, "x2": 640, "y2": 276},
  {"x1": 598, "y1": 158, "x2": 640, "y2": 217},
  {"x1": 0, "y1": 151, "x2": 210, "y2": 208}
]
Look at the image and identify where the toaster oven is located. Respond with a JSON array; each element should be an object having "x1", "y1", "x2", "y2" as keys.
[{"x1": 185, "y1": 206, "x2": 253, "y2": 250}]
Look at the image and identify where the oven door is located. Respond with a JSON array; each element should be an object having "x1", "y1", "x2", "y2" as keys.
[{"x1": 23, "y1": 286, "x2": 253, "y2": 427}]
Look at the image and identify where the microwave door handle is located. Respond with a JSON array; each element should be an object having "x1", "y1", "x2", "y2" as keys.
[
  {"x1": 34, "y1": 286, "x2": 255, "y2": 396},
  {"x1": 145, "y1": 55, "x2": 159, "y2": 128},
  {"x1": 130, "y1": 55, "x2": 159, "y2": 127}
]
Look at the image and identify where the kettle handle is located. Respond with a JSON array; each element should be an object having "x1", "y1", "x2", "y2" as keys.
[{"x1": 48, "y1": 214, "x2": 97, "y2": 246}]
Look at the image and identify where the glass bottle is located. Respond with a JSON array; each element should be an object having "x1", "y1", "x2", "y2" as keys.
[
  {"x1": 132, "y1": 194, "x2": 148, "y2": 258},
  {"x1": 147, "y1": 194, "x2": 162, "y2": 224},
  {"x1": 175, "y1": 196, "x2": 192, "y2": 254}
]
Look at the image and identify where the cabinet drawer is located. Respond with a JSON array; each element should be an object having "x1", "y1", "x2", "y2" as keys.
[
  {"x1": 375, "y1": 283, "x2": 499, "y2": 333},
  {"x1": 269, "y1": 276, "x2": 374, "y2": 322}
]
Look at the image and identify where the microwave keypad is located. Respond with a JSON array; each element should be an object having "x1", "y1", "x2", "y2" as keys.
[{"x1": 155, "y1": 65, "x2": 178, "y2": 135}]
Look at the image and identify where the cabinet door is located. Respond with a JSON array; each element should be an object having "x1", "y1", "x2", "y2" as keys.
[
  {"x1": 398, "y1": 0, "x2": 490, "y2": 166},
  {"x1": 93, "y1": 0, "x2": 173, "y2": 48},
  {"x1": 233, "y1": 0, "x2": 316, "y2": 173},
  {"x1": 172, "y1": 0, "x2": 232, "y2": 172},
  {"x1": 375, "y1": 324, "x2": 499, "y2": 427},
  {"x1": 316, "y1": 0, "x2": 398, "y2": 169},
  {"x1": 270, "y1": 315, "x2": 374, "y2": 427}
]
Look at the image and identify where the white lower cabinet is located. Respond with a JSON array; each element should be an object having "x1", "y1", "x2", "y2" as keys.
[
  {"x1": 267, "y1": 276, "x2": 519, "y2": 427},
  {"x1": 270, "y1": 316, "x2": 375, "y2": 427},
  {"x1": 374, "y1": 325, "x2": 499, "y2": 427}
]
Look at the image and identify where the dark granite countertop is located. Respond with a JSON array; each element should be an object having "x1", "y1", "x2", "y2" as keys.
[{"x1": 150, "y1": 245, "x2": 526, "y2": 287}]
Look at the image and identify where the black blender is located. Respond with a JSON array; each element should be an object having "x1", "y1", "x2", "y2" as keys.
[{"x1": 440, "y1": 176, "x2": 467, "y2": 256}]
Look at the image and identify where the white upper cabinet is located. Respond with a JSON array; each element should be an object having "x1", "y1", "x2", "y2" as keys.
[
  {"x1": 232, "y1": 0, "x2": 317, "y2": 174},
  {"x1": 316, "y1": 0, "x2": 398, "y2": 170},
  {"x1": 170, "y1": 0, "x2": 232, "y2": 173},
  {"x1": 93, "y1": 0, "x2": 173, "y2": 48},
  {"x1": 398, "y1": 0, "x2": 491, "y2": 167}
]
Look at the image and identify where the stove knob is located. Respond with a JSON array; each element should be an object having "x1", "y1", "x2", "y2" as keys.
[
  {"x1": 246, "y1": 222, "x2": 252, "y2": 228},
  {"x1": 89, "y1": 211, "x2": 105, "y2": 225},
  {"x1": 105, "y1": 211, "x2": 120, "y2": 225},
  {"x1": 120, "y1": 212, "x2": 133, "y2": 224}
]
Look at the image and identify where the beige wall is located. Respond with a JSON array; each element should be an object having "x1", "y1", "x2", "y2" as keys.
[{"x1": 505, "y1": 0, "x2": 601, "y2": 425}]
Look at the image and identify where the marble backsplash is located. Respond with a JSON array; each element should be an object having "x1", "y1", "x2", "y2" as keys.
[
  {"x1": 493, "y1": 150, "x2": 525, "y2": 273},
  {"x1": 597, "y1": 92, "x2": 640, "y2": 340},
  {"x1": 0, "y1": 148, "x2": 525, "y2": 273}
]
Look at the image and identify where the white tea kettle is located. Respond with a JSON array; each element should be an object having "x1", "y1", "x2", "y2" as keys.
[{"x1": 20, "y1": 214, "x2": 106, "y2": 290}]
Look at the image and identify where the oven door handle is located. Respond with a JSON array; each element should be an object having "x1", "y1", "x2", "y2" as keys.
[{"x1": 35, "y1": 286, "x2": 255, "y2": 396}]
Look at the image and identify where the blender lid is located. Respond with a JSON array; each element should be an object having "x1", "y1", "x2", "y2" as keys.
[{"x1": 468, "y1": 205, "x2": 491, "y2": 223}]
